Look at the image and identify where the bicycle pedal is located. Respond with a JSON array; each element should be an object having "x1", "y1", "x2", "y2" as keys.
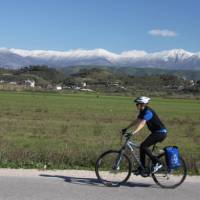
[
  {"x1": 133, "y1": 171, "x2": 140, "y2": 176},
  {"x1": 141, "y1": 172, "x2": 149, "y2": 177}
]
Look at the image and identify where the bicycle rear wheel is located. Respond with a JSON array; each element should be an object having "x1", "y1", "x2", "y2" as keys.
[
  {"x1": 152, "y1": 153, "x2": 187, "y2": 188},
  {"x1": 95, "y1": 150, "x2": 132, "y2": 186}
]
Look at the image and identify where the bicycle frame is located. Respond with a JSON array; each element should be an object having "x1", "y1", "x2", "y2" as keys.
[{"x1": 120, "y1": 136, "x2": 146, "y2": 170}]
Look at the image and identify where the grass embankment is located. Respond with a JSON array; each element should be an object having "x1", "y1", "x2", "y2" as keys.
[{"x1": 0, "y1": 91, "x2": 199, "y2": 173}]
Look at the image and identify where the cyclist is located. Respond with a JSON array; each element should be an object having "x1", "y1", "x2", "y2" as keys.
[{"x1": 122, "y1": 96, "x2": 167, "y2": 174}]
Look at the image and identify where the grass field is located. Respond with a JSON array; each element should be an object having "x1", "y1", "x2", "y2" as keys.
[{"x1": 0, "y1": 91, "x2": 199, "y2": 173}]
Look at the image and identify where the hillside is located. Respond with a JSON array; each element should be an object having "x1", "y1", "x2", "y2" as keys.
[
  {"x1": 0, "y1": 66, "x2": 64, "y2": 88},
  {"x1": 61, "y1": 65, "x2": 200, "y2": 81},
  {"x1": 60, "y1": 67, "x2": 200, "y2": 96},
  {"x1": 0, "y1": 66, "x2": 199, "y2": 95}
]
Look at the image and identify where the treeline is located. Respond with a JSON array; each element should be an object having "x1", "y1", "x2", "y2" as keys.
[
  {"x1": 64, "y1": 67, "x2": 200, "y2": 94},
  {"x1": 0, "y1": 66, "x2": 200, "y2": 95}
]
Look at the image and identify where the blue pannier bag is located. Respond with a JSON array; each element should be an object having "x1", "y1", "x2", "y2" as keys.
[{"x1": 164, "y1": 146, "x2": 181, "y2": 170}]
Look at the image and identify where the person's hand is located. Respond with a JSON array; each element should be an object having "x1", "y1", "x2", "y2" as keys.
[{"x1": 121, "y1": 128, "x2": 127, "y2": 135}]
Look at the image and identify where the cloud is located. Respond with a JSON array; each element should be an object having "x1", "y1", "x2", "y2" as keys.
[{"x1": 149, "y1": 29, "x2": 177, "y2": 37}]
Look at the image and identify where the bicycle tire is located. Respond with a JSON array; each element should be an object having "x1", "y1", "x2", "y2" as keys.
[
  {"x1": 95, "y1": 150, "x2": 132, "y2": 187},
  {"x1": 152, "y1": 153, "x2": 187, "y2": 188}
]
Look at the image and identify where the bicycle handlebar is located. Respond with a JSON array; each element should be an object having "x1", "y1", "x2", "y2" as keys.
[
  {"x1": 120, "y1": 131, "x2": 131, "y2": 143},
  {"x1": 120, "y1": 131, "x2": 133, "y2": 143},
  {"x1": 123, "y1": 132, "x2": 133, "y2": 138}
]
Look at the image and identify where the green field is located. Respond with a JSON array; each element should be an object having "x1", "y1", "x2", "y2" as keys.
[{"x1": 0, "y1": 91, "x2": 199, "y2": 173}]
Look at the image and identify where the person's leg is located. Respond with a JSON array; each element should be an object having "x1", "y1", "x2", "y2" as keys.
[{"x1": 140, "y1": 133, "x2": 166, "y2": 167}]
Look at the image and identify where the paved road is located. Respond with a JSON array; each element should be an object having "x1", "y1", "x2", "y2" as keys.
[{"x1": 0, "y1": 169, "x2": 199, "y2": 200}]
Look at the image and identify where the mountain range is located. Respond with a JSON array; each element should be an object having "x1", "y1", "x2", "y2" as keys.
[{"x1": 0, "y1": 48, "x2": 200, "y2": 70}]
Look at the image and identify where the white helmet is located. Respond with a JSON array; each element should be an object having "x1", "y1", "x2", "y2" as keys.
[{"x1": 134, "y1": 96, "x2": 151, "y2": 104}]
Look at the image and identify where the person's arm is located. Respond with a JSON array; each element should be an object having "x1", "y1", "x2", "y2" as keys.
[
  {"x1": 132, "y1": 119, "x2": 146, "y2": 135},
  {"x1": 124, "y1": 119, "x2": 138, "y2": 130}
]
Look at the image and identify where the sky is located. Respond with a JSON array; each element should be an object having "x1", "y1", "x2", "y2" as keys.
[{"x1": 0, "y1": 0, "x2": 199, "y2": 53}]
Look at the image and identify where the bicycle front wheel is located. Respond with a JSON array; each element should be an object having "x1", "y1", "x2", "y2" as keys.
[
  {"x1": 152, "y1": 153, "x2": 187, "y2": 188},
  {"x1": 95, "y1": 150, "x2": 132, "y2": 186}
]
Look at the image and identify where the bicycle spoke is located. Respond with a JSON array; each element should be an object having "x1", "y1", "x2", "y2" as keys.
[
  {"x1": 95, "y1": 150, "x2": 132, "y2": 186},
  {"x1": 152, "y1": 154, "x2": 187, "y2": 188}
]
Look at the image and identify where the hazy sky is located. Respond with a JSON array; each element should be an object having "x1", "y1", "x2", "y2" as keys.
[{"x1": 0, "y1": 0, "x2": 199, "y2": 53}]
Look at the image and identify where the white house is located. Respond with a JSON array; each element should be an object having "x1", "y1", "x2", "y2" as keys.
[
  {"x1": 82, "y1": 82, "x2": 87, "y2": 87},
  {"x1": 80, "y1": 88, "x2": 94, "y2": 92},
  {"x1": 9, "y1": 82, "x2": 17, "y2": 85},
  {"x1": 56, "y1": 86, "x2": 62, "y2": 90},
  {"x1": 189, "y1": 80, "x2": 195, "y2": 86},
  {"x1": 25, "y1": 80, "x2": 35, "y2": 88}
]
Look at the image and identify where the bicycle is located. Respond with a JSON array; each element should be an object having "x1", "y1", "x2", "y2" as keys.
[{"x1": 95, "y1": 132, "x2": 187, "y2": 188}]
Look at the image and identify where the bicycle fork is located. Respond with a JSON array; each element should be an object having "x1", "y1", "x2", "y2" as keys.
[{"x1": 112, "y1": 151, "x2": 124, "y2": 171}]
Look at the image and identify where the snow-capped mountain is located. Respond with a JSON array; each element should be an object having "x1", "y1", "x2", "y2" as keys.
[{"x1": 0, "y1": 48, "x2": 200, "y2": 70}]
